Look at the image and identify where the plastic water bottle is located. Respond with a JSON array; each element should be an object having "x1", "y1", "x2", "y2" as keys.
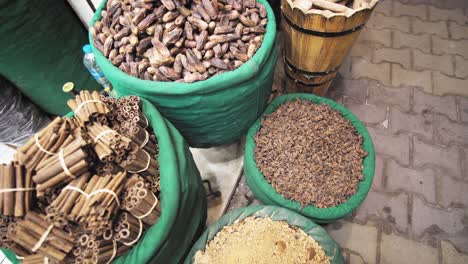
[{"x1": 82, "y1": 44, "x2": 113, "y2": 92}]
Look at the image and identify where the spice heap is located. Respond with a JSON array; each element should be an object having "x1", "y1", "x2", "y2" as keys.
[
  {"x1": 291, "y1": 0, "x2": 374, "y2": 13},
  {"x1": 92, "y1": 0, "x2": 267, "y2": 83},
  {"x1": 194, "y1": 216, "x2": 330, "y2": 264},
  {"x1": 254, "y1": 99, "x2": 367, "y2": 208},
  {"x1": 0, "y1": 90, "x2": 162, "y2": 263}
]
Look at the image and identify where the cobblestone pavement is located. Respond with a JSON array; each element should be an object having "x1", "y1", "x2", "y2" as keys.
[{"x1": 228, "y1": 0, "x2": 468, "y2": 263}]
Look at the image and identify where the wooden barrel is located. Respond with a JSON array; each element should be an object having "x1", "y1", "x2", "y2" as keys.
[{"x1": 281, "y1": 0, "x2": 379, "y2": 95}]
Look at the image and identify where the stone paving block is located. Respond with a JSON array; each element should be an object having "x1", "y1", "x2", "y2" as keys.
[
  {"x1": 413, "y1": 138, "x2": 462, "y2": 178},
  {"x1": 428, "y1": 6, "x2": 467, "y2": 24},
  {"x1": 349, "y1": 253, "x2": 366, "y2": 264},
  {"x1": 460, "y1": 96, "x2": 468, "y2": 122},
  {"x1": 381, "y1": 233, "x2": 438, "y2": 264},
  {"x1": 413, "y1": 88, "x2": 458, "y2": 120},
  {"x1": 389, "y1": 107, "x2": 433, "y2": 140},
  {"x1": 327, "y1": 78, "x2": 368, "y2": 103},
  {"x1": 366, "y1": 126, "x2": 410, "y2": 165},
  {"x1": 368, "y1": 83, "x2": 411, "y2": 112},
  {"x1": 326, "y1": 220, "x2": 378, "y2": 263},
  {"x1": 392, "y1": 64, "x2": 432, "y2": 93},
  {"x1": 373, "y1": 47, "x2": 411, "y2": 69},
  {"x1": 352, "y1": 58, "x2": 391, "y2": 85},
  {"x1": 367, "y1": 13, "x2": 411, "y2": 33},
  {"x1": 442, "y1": 240, "x2": 468, "y2": 264},
  {"x1": 438, "y1": 174, "x2": 468, "y2": 207},
  {"x1": 433, "y1": 71, "x2": 468, "y2": 97},
  {"x1": 449, "y1": 21, "x2": 468, "y2": 40},
  {"x1": 386, "y1": 159, "x2": 436, "y2": 203},
  {"x1": 413, "y1": 49, "x2": 454, "y2": 75},
  {"x1": 345, "y1": 100, "x2": 388, "y2": 124},
  {"x1": 434, "y1": 115, "x2": 468, "y2": 145},
  {"x1": 375, "y1": 0, "x2": 393, "y2": 16},
  {"x1": 412, "y1": 18, "x2": 449, "y2": 38},
  {"x1": 349, "y1": 42, "x2": 374, "y2": 61},
  {"x1": 358, "y1": 28, "x2": 392, "y2": 47},
  {"x1": 412, "y1": 196, "x2": 465, "y2": 236},
  {"x1": 454, "y1": 55, "x2": 468, "y2": 79},
  {"x1": 432, "y1": 36, "x2": 468, "y2": 58},
  {"x1": 393, "y1": 1, "x2": 428, "y2": 19},
  {"x1": 353, "y1": 190, "x2": 409, "y2": 233},
  {"x1": 392, "y1": 30, "x2": 431, "y2": 53},
  {"x1": 372, "y1": 155, "x2": 385, "y2": 191}
]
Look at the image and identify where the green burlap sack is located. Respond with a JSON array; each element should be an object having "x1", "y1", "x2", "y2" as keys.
[
  {"x1": 1, "y1": 97, "x2": 207, "y2": 264},
  {"x1": 184, "y1": 205, "x2": 344, "y2": 264},
  {"x1": 89, "y1": 0, "x2": 278, "y2": 147},
  {"x1": 244, "y1": 94, "x2": 375, "y2": 223},
  {"x1": 0, "y1": 0, "x2": 96, "y2": 115}
]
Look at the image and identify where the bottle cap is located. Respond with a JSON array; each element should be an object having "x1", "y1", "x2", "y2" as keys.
[
  {"x1": 82, "y1": 44, "x2": 92, "y2": 54},
  {"x1": 62, "y1": 82, "x2": 75, "y2": 93}
]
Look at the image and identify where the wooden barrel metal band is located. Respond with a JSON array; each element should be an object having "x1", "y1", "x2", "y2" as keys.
[
  {"x1": 281, "y1": 11, "x2": 365, "y2": 37},
  {"x1": 285, "y1": 70, "x2": 332, "y2": 88},
  {"x1": 284, "y1": 55, "x2": 339, "y2": 78}
]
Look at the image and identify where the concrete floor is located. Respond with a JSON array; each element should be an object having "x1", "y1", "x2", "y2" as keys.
[{"x1": 228, "y1": 0, "x2": 468, "y2": 263}]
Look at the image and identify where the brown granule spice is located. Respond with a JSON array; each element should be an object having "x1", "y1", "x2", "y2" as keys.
[
  {"x1": 194, "y1": 216, "x2": 330, "y2": 264},
  {"x1": 254, "y1": 99, "x2": 367, "y2": 208}
]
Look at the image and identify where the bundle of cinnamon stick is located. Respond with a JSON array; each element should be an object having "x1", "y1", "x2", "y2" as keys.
[
  {"x1": 0, "y1": 163, "x2": 34, "y2": 217},
  {"x1": 1, "y1": 91, "x2": 162, "y2": 263},
  {"x1": 14, "y1": 118, "x2": 79, "y2": 172}
]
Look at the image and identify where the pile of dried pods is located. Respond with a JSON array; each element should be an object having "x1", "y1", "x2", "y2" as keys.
[
  {"x1": 0, "y1": 90, "x2": 162, "y2": 264},
  {"x1": 91, "y1": 0, "x2": 267, "y2": 83},
  {"x1": 254, "y1": 99, "x2": 367, "y2": 208},
  {"x1": 194, "y1": 217, "x2": 330, "y2": 264},
  {"x1": 291, "y1": 0, "x2": 373, "y2": 13}
]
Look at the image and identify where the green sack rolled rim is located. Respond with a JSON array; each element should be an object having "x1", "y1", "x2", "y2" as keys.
[
  {"x1": 1, "y1": 97, "x2": 207, "y2": 264},
  {"x1": 89, "y1": 0, "x2": 278, "y2": 148},
  {"x1": 244, "y1": 93, "x2": 376, "y2": 223},
  {"x1": 184, "y1": 205, "x2": 344, "y2": 264}
]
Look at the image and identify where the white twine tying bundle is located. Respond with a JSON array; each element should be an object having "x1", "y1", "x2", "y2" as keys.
[
  {"x1": 35, "y1": 134, "x2": 55, "y2": 155},
  {"x1": 58, "y1": 149, "x2": 75, "y2": 178},
  {"x1": 122, "y1": 218, "x2": 143, "y2": 246},
  {"x1": 127, "y1": 150, "x2": 151, "y2": 174},
  {"x1": 73, "y1": 100, "x2": 107, "y2": 116},
  {"x1": 0, "y1": 187, "x2": 36, "y2": 193},
  {"x1": 94, "y1": 130, "x2": 117, "y2": 143},
  {"x1": 31, "y1": 224, "x2": 54, "y2": 252},
  {"x1": 132, "y1": 192, "x2": 158, "y2": 220},
  {"x1": 105, "y1": 240, "x2": 118, "y2": 264},
  {"x1": 62, "y1": 186, "x2": 120, "y2": 206},
  {"x1": 140, "y1": 130, "x2": 149, "y2": 148}
]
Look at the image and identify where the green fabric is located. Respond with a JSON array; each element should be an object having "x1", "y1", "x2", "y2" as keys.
[
  {"x1": 2, "y1": 98, "x2": 207, "y2": 264},
  {"x1": 184, "y1": 205, "x2": 344, "y2": 264},
  {"x1": 89, "y1": 0, "x2": 278, "y2": 147},
  {"x1": 0, "y1": 0, "x2": 97, "y2": 115},
  {"x1": 244, "y1": 94, "x2": 376, "y2": 223}
]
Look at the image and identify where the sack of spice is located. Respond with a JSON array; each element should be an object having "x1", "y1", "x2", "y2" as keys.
[
  {"x1": 244, "y1": 93, "x2": 375, "y2": 223},
  {"x1": 0, "y1": 91, "x2": 206, "y2": 264},
  {"x1": 184, "y1": 205, "x2": 344, "y2": 264},
  {"x1": 88, "y1": 0, "x2": 278, "y2": 147}
]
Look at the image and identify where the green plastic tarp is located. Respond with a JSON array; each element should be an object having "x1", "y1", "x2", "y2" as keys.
[
  {"x1": 184, "y1": 205, "x2": 344, "y2": 264},
  {"x1": 1, "y1": 97, "x2": 207, "y2": 264},
  {"x1": 89, "y1": 0, "x2": 278, "y2": 148},
  {"x1": 0, "y1": 0, "x2": 97, "y2": 115},
  {"x1": 244, "y1": 93, "x2": 376, "y2": 223}
]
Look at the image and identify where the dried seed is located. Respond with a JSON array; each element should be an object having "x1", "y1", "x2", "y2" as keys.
[
  {"x1": 162, "y1": 11, "x2": 179, "y2": 23},
  {"x1": 185, "y1": 21, "x2": 194, "y2": 40},
  {"x1": 187, "y1": 16, "x2": 209, "y2": 31},
  {"x1": 256, "y1": 3, "x2": 267, "y2": 18},
  {"x1": 159, "y1": 66, "x2": 181, "y2": 80},
  {"x1": 138, "y1": 13, "x2": 156, "y2": 31},
  {"x1": 202, "y1": 0, "x2": 218, "y2": 20},
  {"x1": 210, "y1": 58, "x2": 228, "y2": 70},
  {"x1": 160, "y1": 0, "x2": 176, "y2": 10},
  {"x1": 239, "y1": 15, "x2": 256, "y2": 27},
  {"x1": 103, "y1": 36, "x2": 114, "y2": 57}
]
